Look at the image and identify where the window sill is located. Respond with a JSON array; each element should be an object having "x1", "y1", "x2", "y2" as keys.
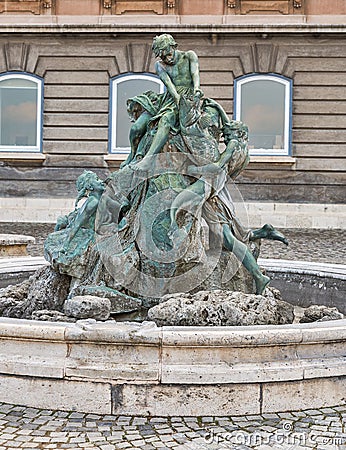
[
  {"x1": 104, "y1": 154, "x2": 297, "y2": 170},
  {"x1": 104, "y1": 153, "x2": 127, "y2": 168},
  {"x1": 0, "y1": 152, "x2": 46, "y2": 165},
  {"x1": 249, "y1": 156, "x2": 296, "y2": 167}
]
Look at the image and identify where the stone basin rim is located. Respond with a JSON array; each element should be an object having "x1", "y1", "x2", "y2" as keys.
[
  {"x1": 2, "y1": 255, "x2": 345, "y2": 278},
  {"x1": 0, "y1": 316, "x2": 345, "y2": 416},
  {"x1": 0, "y1": 316, "x2": 346, "y2": 350},
  {"x1": 0, "y1": 317, "x2": 346, "y2": 337}
]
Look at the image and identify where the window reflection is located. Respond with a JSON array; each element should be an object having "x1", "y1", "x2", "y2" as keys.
[
  {"x1": 0, "y1": 76, "x2": 41, "y2": 151},
  {"x1": 111, "y1": 74, "x2": 164, "y2": 153},
  {"x1": 241, "y1": 80, "x2": 285, "y2": 150},
  {"x1": 235, "y1": 74, "x2": 292, "y2": 156}
]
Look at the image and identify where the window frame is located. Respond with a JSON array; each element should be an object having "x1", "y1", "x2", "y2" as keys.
[
  {"x1": 234, "y1": 73, "x2": 292, "y2": 156},
  {"x1": 109, "y1": 73, "x2": 164, "y2": 154},
  {"x1": 0, "y1": 72, "x2": 43, "y2": 153}
]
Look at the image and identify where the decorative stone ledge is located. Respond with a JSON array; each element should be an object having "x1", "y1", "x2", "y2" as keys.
[
  {"x1": 0, "y1": 317, "x2": 345, "y2": 415},
  {"x1": 0, "y1": 15, "x2": 344, "y2": 33},
  {"x1": 0, "y1": 153, "x2": 45, "y2": 165}
]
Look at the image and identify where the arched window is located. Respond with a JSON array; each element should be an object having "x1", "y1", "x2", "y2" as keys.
[
  {"x1": 109, "y1": 73, "x2": 164, "y2": 154},
  {"x1": 234, "y1": 74, "x2": 292, "y2": 156},
  {"x1": 0, "y1": 73, "x2": 43, "y2": 152}
]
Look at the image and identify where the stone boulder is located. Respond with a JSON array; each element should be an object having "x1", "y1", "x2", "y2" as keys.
[
  {"x1": 300, "y1": 305, "x2": 344, "y2": 323},
  {"x1": 32, "y1": 309, "x2": 76, "y2": 322},
  {"x1": 0, "y1": 279, "x2": 30, "y2": 318},
  {"x1": 64, "y1": 295, "x2": 111, "y2": 321},
  {"x1": 148, "y1": 288, "x2": 294, "y2": 326},
  {"x1": 22, "y1": 266, "x2": 71, "y2": 318},
  {"x1": 0, "y1": 267, "x2": 71, "y2": 319},
  {"x1": 74, "y1": 285, "x2": 142, "y2": 314}
]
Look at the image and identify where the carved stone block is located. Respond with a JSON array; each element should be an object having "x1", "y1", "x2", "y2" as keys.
[
  {"x1": 180, "y1": 0, "x2": 224, "y2": 15},
  {"x1": 0, "y1": 0, "x2": 55, "y2": 15},
  {"x1": 56, "y1": 0, "x2": 98, "y2": 15},
  {"x1": 109, "y1": 0, "x2": 177, "y2": 15},
  {"x1": 226, "y1": 0, "x2": 305, "y2": 15}
]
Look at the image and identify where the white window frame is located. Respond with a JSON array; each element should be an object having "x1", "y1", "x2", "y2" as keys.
[
  {"x1": 0, "y1": 72, "x2": 43, "y2": 153},
  {"x1": 234, "y1": 73, "x2": 292, "y2": 156},
  {"x1": 109, "y1": 73, "x2": 164, "y2": 154}
]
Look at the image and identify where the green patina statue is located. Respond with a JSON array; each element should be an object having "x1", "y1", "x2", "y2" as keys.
[
  {"x1": 45, "y1": 34, "x2": 288, "y2": 300},
  {"x1": 45, "y1": 171, "x2": 105, "y2": 279},
  {"x1": 122, "y1": 33, "x2": 203, "y2": 169}
]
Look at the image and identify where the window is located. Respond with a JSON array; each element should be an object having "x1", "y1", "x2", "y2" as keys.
[
  {"x1": 109, "y1": 73, "x2": 164, "y2": 154},
  {"x1": 0, "y1": 73, "x2": 43, "y2": 152},
  {"x1": 234, "y1": 74, "x2": 292, "y2": 156}
]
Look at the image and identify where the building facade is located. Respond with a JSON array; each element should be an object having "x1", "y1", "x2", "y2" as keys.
[{"x1": 0, "y1": 0, "x2": 345, "y2": 228}]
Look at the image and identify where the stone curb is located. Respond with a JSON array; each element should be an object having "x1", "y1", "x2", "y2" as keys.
[
  {"x1": 259, "y1": 258, "x2": 346, "y2": 280},
  {"x1": 2, "y1": 256, "x2": 345, "y2": 279},
  {"x1": 0, "y1": 256, "x2": 48, "y2": 274}
]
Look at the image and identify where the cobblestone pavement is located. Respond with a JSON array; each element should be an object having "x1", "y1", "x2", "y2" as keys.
[
  {"x1": 0, "y1": 223, "x2": 345, "y2": 264},
  {"x1": 0, "y1": 402, "x2": 345, "y2": 450}
]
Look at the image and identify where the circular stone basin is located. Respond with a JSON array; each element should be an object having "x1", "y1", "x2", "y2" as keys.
[
  {"x1": 0, "y1": 318, "x2": 345, "y2": 416},
  {"x1": 0, "y1": 257, "x2": 345, "y2": 416}
]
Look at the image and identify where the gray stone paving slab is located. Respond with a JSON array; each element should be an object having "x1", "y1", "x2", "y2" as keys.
[{"x1": 0, "y1": 402, "x2": 345, "y2": 449}]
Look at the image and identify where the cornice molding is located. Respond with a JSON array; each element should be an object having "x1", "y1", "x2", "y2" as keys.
[{"x1": 0, "y1": 15, "x2": 344, "y2": 34}]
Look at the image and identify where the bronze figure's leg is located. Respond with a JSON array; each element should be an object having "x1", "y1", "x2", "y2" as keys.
[{"x1": 223, "y1": 224, "x2": 270, "y2": 295}]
